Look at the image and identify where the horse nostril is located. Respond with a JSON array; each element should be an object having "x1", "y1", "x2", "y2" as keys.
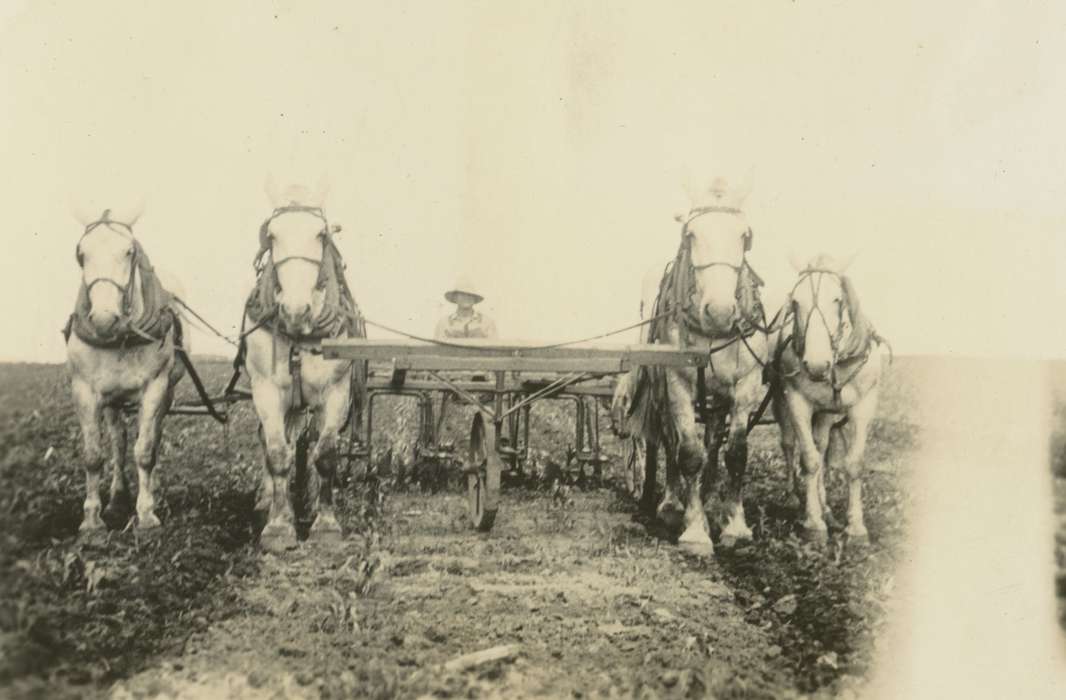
[
  {"x1": 90, "y1": 311, "x2": 118, "y2": 331},
  {"x1": 804, "y1": 360, "x2": 829, "y2": 378}
]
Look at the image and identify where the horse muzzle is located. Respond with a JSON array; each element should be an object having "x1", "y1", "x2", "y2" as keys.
[
  {"x1": 702, "y1": 302, "x2": 737, "y2": 333},
  {"x1": 278, "y1": 304, "x2": 314, "y2": 336},
  {"x1": 88, "y1": 310, "x2": 122, "y2": 335},
  {"x1": 802, "y1": 359, "x2": 832, "y2": 381}
]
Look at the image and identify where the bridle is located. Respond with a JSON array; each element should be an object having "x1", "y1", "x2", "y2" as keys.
[
  {"x1": 251, "y1": 203, "x2": 359, "y2": 344},
  {"x1": 682, "y1": 205, "x2": 752, "y2": 272},
  {"x1": 76, "y1": 209, "x2": 139, "y2": 318},
  {"x1": 258, "y1": 204, "x2": 332, "y2": 287},
  {"x1": 787, "y1": 267, "x2": 860, "y2": 396},
  {"x1": 675, "y1": 206, "x2": 765, "y2": 339}
]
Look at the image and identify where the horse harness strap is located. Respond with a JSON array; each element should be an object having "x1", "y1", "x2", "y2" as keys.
[
  {"x1": 226, "y1": 204, "x2": 368, "y2": 415},
  {"x1": 782, "y1": 267, "x2": 888, "y2": 404},
  {"x1": 66, "y1": 211, "x2": 176, "y2": 350}
]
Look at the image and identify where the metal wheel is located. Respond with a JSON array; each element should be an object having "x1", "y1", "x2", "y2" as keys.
[{"x1": 467, "y1": 412, "x2": 500, "y2": 531}]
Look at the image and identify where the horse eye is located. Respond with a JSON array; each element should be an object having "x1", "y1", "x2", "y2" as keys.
[{"x1": 126, "y1": 249, "x2": 134, "y2": 257}]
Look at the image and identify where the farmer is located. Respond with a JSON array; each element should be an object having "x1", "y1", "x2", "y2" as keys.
[
  {"x1": 434, "y1": 275, "x2": 497, "y2": 340},
  {"x1": 428, "y1": 276, "x2": 497, "y2": 461}
]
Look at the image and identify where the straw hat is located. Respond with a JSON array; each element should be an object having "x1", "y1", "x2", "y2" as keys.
[{"x1": 444, "y1": 274, "x2": 484, "y2": 304}]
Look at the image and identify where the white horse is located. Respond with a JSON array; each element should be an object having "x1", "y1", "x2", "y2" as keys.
[
  {"x1": 242, "y1": 177, "x2": 365, "y2": 552},
  {"x1": 770, "y1": 253, "x2": 889, "y2": 544},
  {"x1": 65, "y1": 203, "x2": 186, "y2": 535},
  {"x1": 624, "y1": 179, "x2": 771, "y2": 555}
]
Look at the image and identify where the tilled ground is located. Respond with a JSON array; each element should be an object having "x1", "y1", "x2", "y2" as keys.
[
  {"x1": 1049, "y1": 362, "x2": 1066, "y2": 631},
  {"x1": 0, "y1": 360, "x2": 918, "y2": 699}
]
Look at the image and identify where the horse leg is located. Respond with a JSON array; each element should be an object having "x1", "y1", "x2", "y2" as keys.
[
  {"x1": 132, "y1": 373, "x2": 172, "y2": 529},
  {"x1": 843, "y1": 388, "x2": 878, "y2": 544},
  {"x1": 656, "y1": 444, "x2": 684, "y2": 529},
  {"x1": 307, "y1": 383, "x2": 350, "y2": 542},
  {"x1": 719, "y1": 407, "x2": 755, "y2": 547},
  {"x1": 639, "y1": 438, "x2": 659, "y2": 514},
  {"x1": 676, "y1": 429, "x2": 713, "y2": 556},
  {"x1": 102, "y1": 406, "x2": 131, "y2": 523},
  {"x1": 772, "y1": 394, "x2": 802, "y2": 511},
  {"x1": 784, "y1": 390, "x2": 828, "y2": 542},
  {"x1": 252, "y1": 379, "x2": 298, "y2": 551},
  {"x1": 811, "y1": 412, "x2": 841, "y2": 529},
  {"x1": 700, "y1": 409, "x2": 727, "y2": 507},
  {"x1": 254, "y1": 423, "x2": 272, "y2": 517},
  {"x1": 72, "y1": 378, "x2": 107, "y2": 534}
]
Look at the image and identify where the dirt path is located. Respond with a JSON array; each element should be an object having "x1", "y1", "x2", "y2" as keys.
[
  {"x1": 0, "y1": 361, "x2": 916, "y2": 699},
  {"x1": 109, "y1": 490, "x2": 799, "y2": 699}
]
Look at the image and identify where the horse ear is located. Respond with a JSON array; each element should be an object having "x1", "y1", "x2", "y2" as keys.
[
  {"x1": 68, "y1": 196, "x2": 93, "y2": 227},
  {"x1": 264, "y1": 173, "x2": 283, "y2": 208},
  {"x1": 114, "y1": 196, "x2": 146, "y2": 227}
]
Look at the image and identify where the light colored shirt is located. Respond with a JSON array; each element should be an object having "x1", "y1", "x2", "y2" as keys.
[{"x1": 434, "y1": 310, "x2": 497, "y2": 340}]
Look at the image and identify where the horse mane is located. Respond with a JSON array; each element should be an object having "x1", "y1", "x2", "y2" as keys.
[{"x1": 839, "y1": 274, "x2": 873, "y2": 358}]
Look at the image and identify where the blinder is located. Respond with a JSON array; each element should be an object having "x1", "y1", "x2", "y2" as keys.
[{"x1": 790, "y1": 298, "x2": 804, "y2": 356}]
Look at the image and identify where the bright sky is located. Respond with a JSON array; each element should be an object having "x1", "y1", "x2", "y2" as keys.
[{"x1": 2, "y1": 0, "x2": 1064, "y2": 362}]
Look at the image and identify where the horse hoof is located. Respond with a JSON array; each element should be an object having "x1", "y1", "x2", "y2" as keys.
[
  {"x1": 308, "y1": 523, "x2": 345, "y2": 546},
  {"x1": 78, "y1": 526, "x2": 108, "y2": 546},
  {"x1": 657, "y1": 503, "x2": 684, "y2": 530},
  {"x1": 137, "y1": 512, "x2": 162, "y2": 530},
  {"x1": 718, "y1": 530, "x2": 753, "y2": 550},
  {"x1": 104, "y1": 492, "x2": 133, "y2": 521},
  {"x1": 845, "y1": 530, "x2": 870, "y2": 547},
  {"x1": 801, "y1": 526, "x2": 829, "y2": 546},
  {"x1": 260, "y1": 524, "x2": 298, "y2": 553},
  {"x1": 677, "y1": 539, "x2": 715, "y2": 558}
]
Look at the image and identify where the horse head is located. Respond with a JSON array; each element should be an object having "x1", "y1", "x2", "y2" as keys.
[
  {"x1": 786, "y1": 252, "x2": 860, "y2": 380},
  {"x1": 261, "y1": 176, "x2": 334, "y2": 336},
  {"x1": 72, "y1": 203, "x2": 144, "y2": 335},
  {"x1": 672, "y1": 175, "x2": 753, "y2": 334}
]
